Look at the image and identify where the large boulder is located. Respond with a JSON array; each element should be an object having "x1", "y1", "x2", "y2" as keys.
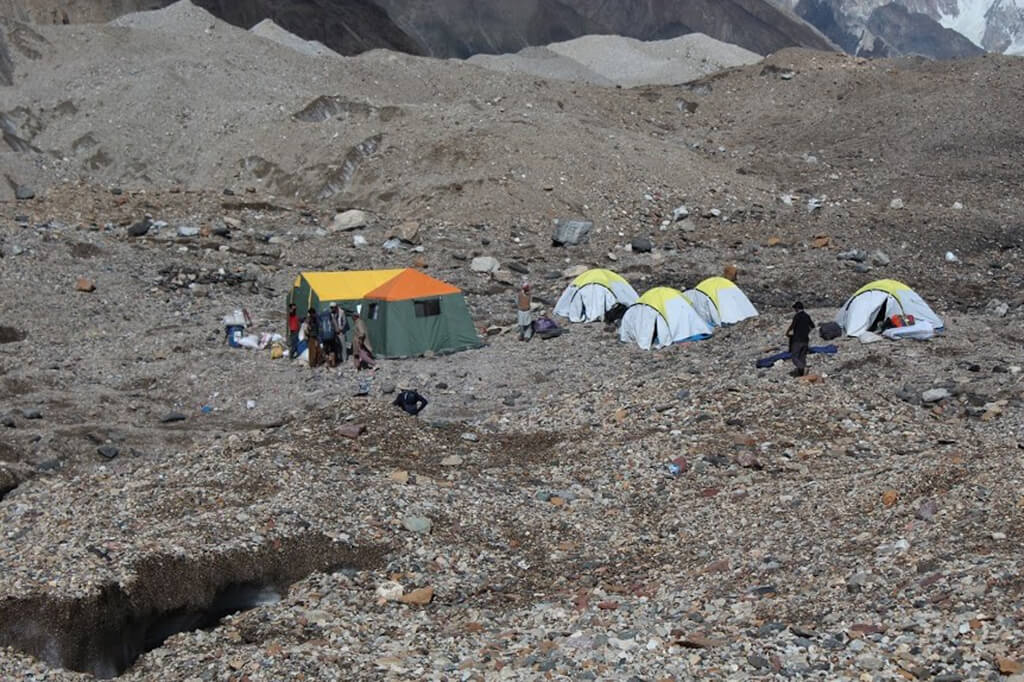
[
  {"x1": 471, "y1": 256, "x2": 500, "y2": 273},
  {"x1": 552, "y1": 218, "x2": 593, "y2": 246},
  {"x1": 328, "y1": 209, "x2": 370, "y2": 232}
]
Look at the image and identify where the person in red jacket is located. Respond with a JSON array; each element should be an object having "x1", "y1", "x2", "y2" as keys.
[{"x1": 287, "y1": 303, "x2": 300, "y2": 358}]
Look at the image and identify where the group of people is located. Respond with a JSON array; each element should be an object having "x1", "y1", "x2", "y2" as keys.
[{"x1": 287, "y1": 302, "x2": 377, "y2": 370}]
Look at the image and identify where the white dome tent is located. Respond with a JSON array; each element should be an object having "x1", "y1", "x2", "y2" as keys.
[
  {"x1": 619, "y1": 287, "x2": 712, "y2": 350},
  {"x1": 837, "y1": 279, "x2": 944, "y2": 337},
  {"x1": 684, "y1": 276, "x2": 758, "y2": 326},
  {"x1": 554, "y1": 268, "x2": 639, "y2": 322}
]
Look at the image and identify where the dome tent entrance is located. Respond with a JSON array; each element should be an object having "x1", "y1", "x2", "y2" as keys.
[
  {"x1": 619, "y1": 287, "x2": 712, "y2": 350},
  {"x1": 288, "y1": 269, "x2": 482, "y2": 357},
  {"x1": 554, "y1": 268, "x2": 639, "y2": 322},
  {"x1": 684, "y1": 276, "x2": 758, "y2": 326},
  {"x1": 836, "y1": 279, "x2": 944, "y2": 337}
]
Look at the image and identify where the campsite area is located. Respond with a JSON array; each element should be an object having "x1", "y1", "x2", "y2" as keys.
[{"x1": 2, "y1": 4, "x2": 1024, "y2": 680}]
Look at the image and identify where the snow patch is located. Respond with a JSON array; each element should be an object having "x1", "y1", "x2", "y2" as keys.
[{"x1": 937, "y1": 0, "x2": 997, "y2": 47}]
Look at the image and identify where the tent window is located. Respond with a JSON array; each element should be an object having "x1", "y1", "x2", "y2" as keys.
[
  {"x1": 368, "y1": 303, "x2": 380, "y2": 320},
  {"x1": 414, "y1": 298, "x2": 441, "y2": 317}
]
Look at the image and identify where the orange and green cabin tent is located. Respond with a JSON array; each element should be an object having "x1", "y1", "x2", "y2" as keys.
[{"x1": 288, "y1": 268, "x2": 482, "y2": 357}]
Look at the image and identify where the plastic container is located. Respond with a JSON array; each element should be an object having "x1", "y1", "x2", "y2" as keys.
[{"x1": 225, "y1": 325, "x2": 244, "y2": 347}]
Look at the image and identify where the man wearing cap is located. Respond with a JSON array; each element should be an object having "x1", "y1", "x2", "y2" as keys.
[
  {"x1": 517, "y1": 283, "x2": 534, "y2": 341},
  {"x1": 785, "y1": 301, "x2": 815, "y2": 377}
]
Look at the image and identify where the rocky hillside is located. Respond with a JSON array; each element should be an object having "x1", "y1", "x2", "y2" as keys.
[{"x1": 1, "y1": 0, "x2": 837, "y2": 56}]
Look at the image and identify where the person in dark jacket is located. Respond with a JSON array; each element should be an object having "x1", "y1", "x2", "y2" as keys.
[
  {"x1": 785, "y1": 301, "x2": 815, "y2": 377},
  {"x1": 393, "y1": 389, "x2": 428, "y2": 415}
]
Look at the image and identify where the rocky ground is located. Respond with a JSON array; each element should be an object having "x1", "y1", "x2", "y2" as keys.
[{"x1": 2, "y1": 2, "x2": 1024, "y2": 681}]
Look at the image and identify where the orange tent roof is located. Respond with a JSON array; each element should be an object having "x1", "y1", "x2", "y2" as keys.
[{"x1": 364, "y1": 268, "x2": 461, "y2": 301}]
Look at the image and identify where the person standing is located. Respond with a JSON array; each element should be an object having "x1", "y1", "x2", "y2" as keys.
[
  {"x1": 287, "y1": 303, "x2": 300, "y2": 359},
  {"x1": 351, "y1": 308, "x2": 376, "y2": 370},
  {"x1": 517, "y1": 283, "x2": 533, "y2": 341},
  {"x1": 304, "y1": 307, "x2": 322, "y2": 368},
  {"x1": 785, "y1": 301, "x2": 815, "y2": 377},
  {"x1": 328, "y1": 303, "x2": 348, "y2": 365}
]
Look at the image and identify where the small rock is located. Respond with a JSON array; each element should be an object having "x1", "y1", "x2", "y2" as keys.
[
  {"x1": 328, "y1": 209, "x2": 369, "y2": 232},
  {"x1": 97, "y1": 445, "x2": 119, "y2": 460},
  {"x1": 21, "y1": 408, "x2": 42, "y2": 420},
  {"x1": 552, "y1": 219, "x2": 592, "y2": 246},
  {"x1": 630, "y1": 237, "x2": 653, "y2": 253},
  {"x1": 440, "y1": 455, "x2": 463, "y2": 467},
  {"x1": 390, "y1": 470, "x2": 409, "y2": 485},
  {"x1": 915, "y1": 500, "x2": 939, "y2": 522},
  {"x1": 837, "y1": 249, "x2": 867, "y2": 262},
  {"x1": 679, "y1": 634, "x2": 723, "y2": 649},
  {"x1": 507, "y1": 261, "x2": 529, "y2": 274},
  {"x1": 177, "y1": 225, "x2": 200, "y2": 237},
  {"x1": 921, "y1": 388, "x2": 951, "y2": 403},
  {"x1": 671, "y1": 205, "x2": 689, "y2": 221},
  {"x1": 127, "y1": 219, "x2": 151, "y2": 237},
  {"x1": 338, "y1": 423, "x2": 365, "y2": 439},
  {"x1": 75, "y1": 277, "x2": 96, "y2": 292},
  {"x1": 1, "y1": 415, "x2": 15, "y2": 428},
  {"x1": 870, "y1": 250, "x2": 890, "y2": 266},
  {"x1": 375, "y1": 581, "x2": 404, "y2": 602},
  {"x1": 14, "y1": 185, "x2": 35, "y2": 200},
  {"x1": 889, "y1": 198, "x2": 904, "y2": 209},
  {"x1": 997, "y1": 658, "x2": 1023, "y2": 675},
  {"x1": 403, "y1": 516, "x2": 432, "y2": 534},
  {"x1": 352, "y1": 234, "x2": 368, "y2": 248},
  {"x1": 392, "y1": 220, "x2": 420, "y2": 243},
  {"x1": 736, "y1": 453, "x2": 761, "y2": 469},
  {"x1": 380, "y1": 382, "x2": 396, "y2": 395},
  {"x1": 460, "y1": 432, "x2": 479, "y2": 442},
  {"x1": 470, "y1": 256, "x2": 500, "y2": 273},
  {"x1": 160, "y1": 412, "x2": 187, "y2": 423},
  {"x1": 856, "y1": 654, "x2": 884, "y2": 671},
  {"x1": 398, "y1": 586, "x2": 434, "y2": 605},
  {"x1": 747, "y1": 655, "x2": 770, "y2": 670}
]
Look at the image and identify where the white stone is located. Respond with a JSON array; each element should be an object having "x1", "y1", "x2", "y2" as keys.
[
  {"x1": 328, "y1": 209, "x2": 369, "y2": 232},
  {"x1": 470, "y1": 256, "x2": 499, "y2": 273}
]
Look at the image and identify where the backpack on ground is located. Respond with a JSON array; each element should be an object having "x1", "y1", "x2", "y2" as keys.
[
  {"x1": 318, "y1": 310, "x2": 335, "y2": 342},
  {"x1": 819, "y1": 321, "x2": 841, "y2": 340}
]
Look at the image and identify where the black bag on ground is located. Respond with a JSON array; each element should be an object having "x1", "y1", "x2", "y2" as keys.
[{"x1": 819, "y1": 321, "x2": 842, "y2": 340}]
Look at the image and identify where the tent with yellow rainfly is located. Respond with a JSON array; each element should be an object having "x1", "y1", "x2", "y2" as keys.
[
  {"x1": 288, "y1": 269, "x2": 482, "y2": 357},
  {"x1": 619, "y1": 287, "x2": 712, "y2": 350},
  {"x1": 684, "y1": 276, "x2": 758, "y2": 326},
  {"x1": 554, "y1": 268, "x2": 639, "y2": 322},
  {"x1": 836, "y1": 279, "x2": 944, "y2": 337}
]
